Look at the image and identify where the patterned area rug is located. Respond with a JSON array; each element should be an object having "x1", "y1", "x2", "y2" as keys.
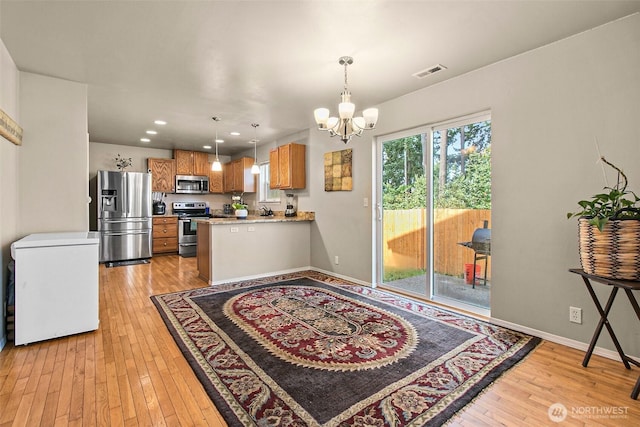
[{"x1": 151, "y1": 271, "x2": 540, "y2": 426}]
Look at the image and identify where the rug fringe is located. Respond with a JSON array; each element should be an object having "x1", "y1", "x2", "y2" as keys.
[{"x1": 444, "y1": 337, "x2": 545, "y2": 426}]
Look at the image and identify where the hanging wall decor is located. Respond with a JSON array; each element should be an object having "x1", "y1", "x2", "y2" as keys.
[
  {"x1": 324, "y1": 148, "x2": 352, "y2": 191},
  {"x1": 0, "y1": 108, "x2": 23, "y2": 145}
]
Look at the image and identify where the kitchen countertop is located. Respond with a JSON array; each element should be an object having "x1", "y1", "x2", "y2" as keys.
[{"x1": 196, "y1": 211, "x2": 315, "y2": 225}]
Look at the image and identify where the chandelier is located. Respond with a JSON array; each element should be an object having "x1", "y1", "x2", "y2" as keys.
[{"x1": 314, "y1": 56, "x2": 379, "y2": 143}]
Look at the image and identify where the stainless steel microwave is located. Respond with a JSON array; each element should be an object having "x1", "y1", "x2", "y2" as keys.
[{"x1": 175, "y1": 175, "x2": 209, "y2": 194}]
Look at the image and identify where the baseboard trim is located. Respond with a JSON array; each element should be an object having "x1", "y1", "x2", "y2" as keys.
[
  {"x1": 490, "y1": 317, "x2": 640, "y2": 363},
  {"x1": 0, "y1": 335, "x2": 6, "y2": 352},
  {"x1": 308, "y1": 267, "x2": 372, "y2": 287},
  {"x1": 209, "y1": 267, "x2": 372, "y2": 288},
  {"x1": 209, "y1": 266, "x2": 313, "y2": 286}
]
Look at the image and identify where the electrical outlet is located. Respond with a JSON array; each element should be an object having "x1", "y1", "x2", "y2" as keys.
[
  {"x1": 569, "y1": 306, "x2": 582, "y2": 324},
  {"x1": 334, "y1": 256, "x2": 339, "y2": 265}
]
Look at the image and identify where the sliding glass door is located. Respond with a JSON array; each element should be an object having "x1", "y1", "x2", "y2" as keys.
[
  {"x1": 376, "y1": 113, "x2": 492, "y2": 313},
  {"x1": 431, "y1": 113, "x2": 491, "y2": 311},
  {"x1": 377, "y1": 127, "x2": 430, "y2": 297}
]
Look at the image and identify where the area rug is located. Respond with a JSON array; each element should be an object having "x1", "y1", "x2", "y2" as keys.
[{"x1": 151, "y1": 271, "x2": 540, "y2": 426}]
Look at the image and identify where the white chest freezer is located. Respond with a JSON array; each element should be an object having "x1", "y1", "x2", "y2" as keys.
[{"x1": 11, "y1": 232, "x2": 100, "y2": 345}]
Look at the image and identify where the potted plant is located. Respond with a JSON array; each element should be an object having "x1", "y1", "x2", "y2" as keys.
[
  {"x1": 232, "y1": 203, "x2": 248, "y2": 219},
  {"x1": 567, "y1": 156, "x2": 640, "y2": 280},
  {"x1": 114, "y1": 154, "x2": 132, "y2": 171}
]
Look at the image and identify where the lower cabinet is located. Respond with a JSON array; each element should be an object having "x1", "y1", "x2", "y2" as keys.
[
  {"x1": 152, "y1": 217, "x2": 178, "y2": 254},
  {"x1": 197, "y1": 222, "x2": 210, "y2": 282}
]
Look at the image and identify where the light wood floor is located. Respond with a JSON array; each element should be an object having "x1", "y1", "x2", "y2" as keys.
[{"x1": 0, "y1": 255, "x2": 638, "y2": 426}]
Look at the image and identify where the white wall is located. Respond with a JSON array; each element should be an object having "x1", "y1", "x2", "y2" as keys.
[
  {"x1": 309, "y1": 13, "x2": 640, "y2": 356},
  {"x1": 307, "y1": 130, "x2": 373, "y2": 280},
  {"x1": 18, "y1": 72, "x2": 89, "y2": 234},
  {"x1": 0, "y1": 36, "x2": 20, "y2": 351}
]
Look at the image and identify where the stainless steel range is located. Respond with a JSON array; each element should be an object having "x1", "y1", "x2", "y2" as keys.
[{"x1": 173, "y1": 202, "x2": 210, "y2": 257}]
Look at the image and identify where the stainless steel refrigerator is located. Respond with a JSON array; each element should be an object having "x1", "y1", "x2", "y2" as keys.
[{"x1": 97, "y1": 170, "x2": 152, "y2": 263}]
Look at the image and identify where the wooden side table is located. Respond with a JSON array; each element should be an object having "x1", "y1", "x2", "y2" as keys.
[{"x1": 569, "y1": 269, "x2": 640, "y2": 399}]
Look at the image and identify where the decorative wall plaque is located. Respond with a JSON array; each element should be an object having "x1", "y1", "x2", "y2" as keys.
[
  {"x1": 324, "y1": 148, "x2": 352, "y2": 191},
  {"x1": 0, "y1": 108, "x2": 22, "y2": 145}
]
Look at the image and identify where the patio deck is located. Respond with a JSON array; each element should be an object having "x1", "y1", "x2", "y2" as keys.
[{"x1": 383, "y1": 273, "x2": 490, "y2": 309}]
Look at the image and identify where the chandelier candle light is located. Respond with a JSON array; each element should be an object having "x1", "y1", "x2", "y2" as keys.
[
  {"x1": 250, "y1": 123, "x2": 260, "y2": 175},
  {"x1": 211, "y1": 116, "x2": 223, "y2": 172},
  {"x1": 314, "y1": 56, "x2": 379, "y2": 143}
]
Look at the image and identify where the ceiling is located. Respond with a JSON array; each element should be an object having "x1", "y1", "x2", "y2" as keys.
[{"x1": 2, "y1": 1, "x2": 639, "y2": 155}]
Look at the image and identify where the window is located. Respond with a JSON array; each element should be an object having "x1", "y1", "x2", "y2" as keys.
[{"x1": 258, "y1": 162, "x2": 281, "y2": 203}]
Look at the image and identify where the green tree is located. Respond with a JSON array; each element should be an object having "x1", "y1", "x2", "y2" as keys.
[
  {"x1": 434, "y1": 147, "x2": 491, "y2": 209},
  {"x1": 433, "y1": 121, "x2": 491, "y2": 184},
  {"x1": 382, "y1": 135, "x2": 425, "y2": 188},
  {"x1": 383, "y1": 174, "x2": 427, "y2": 209},
  {"x1": 382, "y1": 121, "x2": 491, "y2": 210}
]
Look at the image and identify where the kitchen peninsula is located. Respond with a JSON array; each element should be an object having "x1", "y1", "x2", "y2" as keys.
[{"x1": 196, "y1": 212, "x2": 314, "y2": 284}]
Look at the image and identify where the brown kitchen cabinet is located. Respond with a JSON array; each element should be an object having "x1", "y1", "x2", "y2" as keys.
[
  {"x1": 197, "y1": 222, "x2": 210, "y2": 282},
  {"x1": 223, "y1": 157, "x2": 256, "y2": 193},
  {"x1": 209, "y1": 162, "x2": 224, "y2": 193},
  {"x1": 270, "y1": 143, "x2": 306, "y2": 189},
  {"x1": 174, "y1": 149, "x2": 210, "y2": 176},
  {"x1": 152, "y1": 216, "x2": 178, "y2": 254},
  {"x1": 147, "y1": 158, "x2": 176, "y2": 193}
]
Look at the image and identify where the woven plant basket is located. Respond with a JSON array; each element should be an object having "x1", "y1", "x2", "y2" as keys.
[{"x1": 578, "y1": 217, "x2": 640, "y2": 280}]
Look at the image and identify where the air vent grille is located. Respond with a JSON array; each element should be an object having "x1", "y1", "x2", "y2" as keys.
[{"x1": 412, "y1": 64, "x2": 447, "y2": 79}]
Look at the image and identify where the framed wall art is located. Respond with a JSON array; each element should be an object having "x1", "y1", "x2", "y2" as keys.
[
  {"x1": 324, "y1": 148, "x2": 352, "y2": 191},
  {"x1": 0, "y1": 108, "x2": 22, "y2": 145}
]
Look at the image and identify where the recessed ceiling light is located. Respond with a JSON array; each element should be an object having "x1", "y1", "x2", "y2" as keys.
[
  {"x1": 215, "y1": 139, "x2": 224, "y2": 143},
  {"x1": 230, "y1": 131, "x2": 240, "y2": 136},
  {"x1": 146, "y1": 130, "x2": 157, "y2": 135},
  {"x1": 203, "y1": 145, "x2": 212, "y2": 149},
  {"x1": 140, "y1": 138, "x2": 151, "y2": 143},
  {"x1": 154, "y1": 120, "x2": 167, "y2": 125}
]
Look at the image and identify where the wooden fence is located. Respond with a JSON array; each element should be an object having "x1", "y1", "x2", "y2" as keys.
[{"x1": 383, "y1": 209, "x2": 491, "y2": 278}]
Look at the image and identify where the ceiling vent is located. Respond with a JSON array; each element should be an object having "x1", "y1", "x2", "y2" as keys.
[{"x1": 412, "y1": 64, "x2": 447, "y2": 79}]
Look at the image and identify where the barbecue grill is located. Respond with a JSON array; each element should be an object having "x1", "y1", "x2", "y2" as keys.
[{"x1": 458, "y1": 220, "x2": 491, "y2": 288}]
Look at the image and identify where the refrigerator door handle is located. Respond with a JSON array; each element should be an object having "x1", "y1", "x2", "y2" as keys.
[
  {"x1": 123, "y1": 173, "x2": 129, "y2": 215},
  {"x1": 102, "y1": 219, "x2": 149, "y2": 223},
  {"x1": 102, "y1": 231, "x2": 150, "y2": 236}
]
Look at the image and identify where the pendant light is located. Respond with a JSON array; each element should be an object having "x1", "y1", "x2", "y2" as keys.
[
  {"x1": 211, "y1": 116, "x2": 222, "y2": 171},
  {"x1": 251, "y1": 123, "x2": 260, "y2": 175}
]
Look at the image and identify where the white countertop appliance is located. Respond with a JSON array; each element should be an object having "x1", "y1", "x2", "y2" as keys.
[
  {"x1": 97, "y1": 170, "x2": 152, "y2": 263},
  {"x1": 10, "y1": 232, "x2": 100, "y2": 345}
]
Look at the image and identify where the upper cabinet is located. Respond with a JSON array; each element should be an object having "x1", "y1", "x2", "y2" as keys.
[
  {"x1": 147, "y1": 158, "x2": 176, "y2": 193},
  {"x1": 174, "y1": 149, "x2": 209, "y2": 176},
  {"x1": 209, "y1": 162, "x2": 224, "y2": 194},
  {"x1": 223, "y1": 157, "x2": 256, "y2": 193},
  {"x1": 270, "y1": 143, "x2": 306, "y2": 189}
]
